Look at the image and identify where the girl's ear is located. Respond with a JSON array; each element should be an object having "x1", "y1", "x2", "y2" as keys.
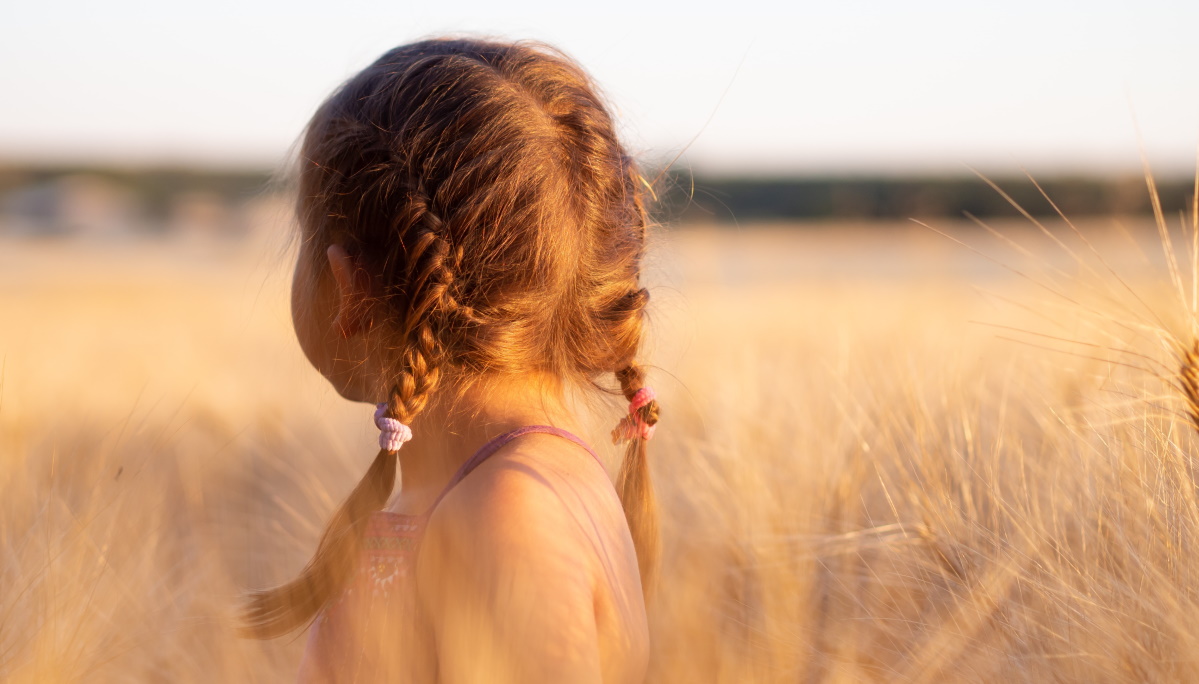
[{"x1": 326, "y1": 243, "x2": 374, "y2": 338}]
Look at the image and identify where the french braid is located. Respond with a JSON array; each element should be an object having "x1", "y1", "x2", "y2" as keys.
[{"x1": 243, "y1": 185, "x2": 457, "y2": 637}]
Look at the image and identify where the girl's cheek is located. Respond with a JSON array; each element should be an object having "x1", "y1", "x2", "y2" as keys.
[{"x1": 291, "y1": 257, "x2": 327, "y2": 373}]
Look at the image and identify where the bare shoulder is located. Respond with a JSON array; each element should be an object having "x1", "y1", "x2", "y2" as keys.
[
  {"x1": 416, "y1": 432, "x2": 648, "y2": 683},
  {"x1": 420, "y1": 432, "x2": 635, "y2": 588}
]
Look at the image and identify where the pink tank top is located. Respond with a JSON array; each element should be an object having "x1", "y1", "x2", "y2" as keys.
[{"x1": 296, "y1": 425, "x2": 603, "y2": 683}]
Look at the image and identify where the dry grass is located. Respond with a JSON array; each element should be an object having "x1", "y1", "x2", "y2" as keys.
[{"x1": 4, "y1": 210, "x2": 1199, "y2": 682}]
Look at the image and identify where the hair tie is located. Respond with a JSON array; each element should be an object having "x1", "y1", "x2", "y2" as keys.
[
  {"x1": 611, "y1": 386, "x2": 657, "y2": 443},
  {"x1": 374, "y1": 402, "x2": 413, "y2": 452}
]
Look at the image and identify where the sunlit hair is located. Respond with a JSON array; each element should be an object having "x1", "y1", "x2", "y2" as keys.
[{"x1": 243, "y1": 37, "x2": 660, "y2": 638}]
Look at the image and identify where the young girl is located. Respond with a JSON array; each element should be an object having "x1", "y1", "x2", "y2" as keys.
[{"x1": 243, "y1": 38, "x2": 661, "y2": 683}]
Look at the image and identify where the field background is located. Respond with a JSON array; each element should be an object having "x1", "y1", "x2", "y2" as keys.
[{"x1": 4, "y1": 209, "x2": 1199, "y2": 682}]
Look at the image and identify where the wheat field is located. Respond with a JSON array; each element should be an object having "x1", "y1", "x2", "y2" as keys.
[{"x1": 4, "y1": 205, "x2": 1199, "y2": 682}]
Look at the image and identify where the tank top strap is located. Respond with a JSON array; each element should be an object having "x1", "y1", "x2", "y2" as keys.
[{"x1": 421, "y1": 425, "x2": 603, "y2": 518}]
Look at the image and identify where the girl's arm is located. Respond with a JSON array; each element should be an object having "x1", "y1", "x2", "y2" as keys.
[{"x1": 418, "y1": 459, "x2": 605, "y2": 684}]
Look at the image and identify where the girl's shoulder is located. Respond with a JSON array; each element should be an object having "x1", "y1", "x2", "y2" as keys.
[
  {"x1": 424, "y1": 430, "x2": 631, "y2": 566},
  {"x1": 414, "y1": 431, "x2": 647, "y2": 679}
]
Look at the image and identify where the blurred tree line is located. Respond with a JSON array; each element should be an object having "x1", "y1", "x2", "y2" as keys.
[
  {"x1": 657, "y1": 172, "x2": 1195, "y2": 224},
  {"x1": 0, "y1": 164, "x2": 280, "y2": 237},
  {"x1": 0, "y1": 163, "x2": 1194, "y2": 237}
]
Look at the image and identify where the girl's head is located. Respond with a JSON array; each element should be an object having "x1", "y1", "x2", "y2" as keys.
[{"x1": 246, "y1": 37, "x2": 659, "y2": 637}]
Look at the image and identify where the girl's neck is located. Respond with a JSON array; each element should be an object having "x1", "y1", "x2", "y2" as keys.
[{"x1": 384, "y1": 375, "x2": 581, "y2": 515}]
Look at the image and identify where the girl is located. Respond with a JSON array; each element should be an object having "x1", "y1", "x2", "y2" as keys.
[{"x1": 243, "y1": 38, "x2": 661, "y2": 683}]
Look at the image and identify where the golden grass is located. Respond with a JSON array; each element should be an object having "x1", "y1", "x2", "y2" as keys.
[{"x1": 4, "y1": 213, "x2": 1199, "y2": 682}]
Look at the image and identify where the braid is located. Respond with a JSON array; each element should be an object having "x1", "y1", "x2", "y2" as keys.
[
  {"x1": 241, "y1": 447, "x2": 398, "y2": 638},
  {"x1": 615, "y1": 361, "x2": 660, "y2": 596},
  {"x1": 243, "y1": 187, "x2": 458, "y2": 637}
]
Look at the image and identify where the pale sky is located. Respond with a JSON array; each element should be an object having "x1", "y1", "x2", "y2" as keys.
[{"x1": 4, "y1": 0, "x2": 1199, "y2": 175}]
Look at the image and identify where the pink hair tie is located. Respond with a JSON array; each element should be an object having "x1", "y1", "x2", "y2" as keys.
[
  {"x1": 374, "y1": 402, "x2": 413, "y2": 452},
  {"x1": 612, "y1": 386, "x2": 657, "y2": 443}
]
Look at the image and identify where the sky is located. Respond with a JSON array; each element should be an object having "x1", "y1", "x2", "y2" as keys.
[{"x1": 4, "y1": 0, "x2": 1199, "y2": 175}]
